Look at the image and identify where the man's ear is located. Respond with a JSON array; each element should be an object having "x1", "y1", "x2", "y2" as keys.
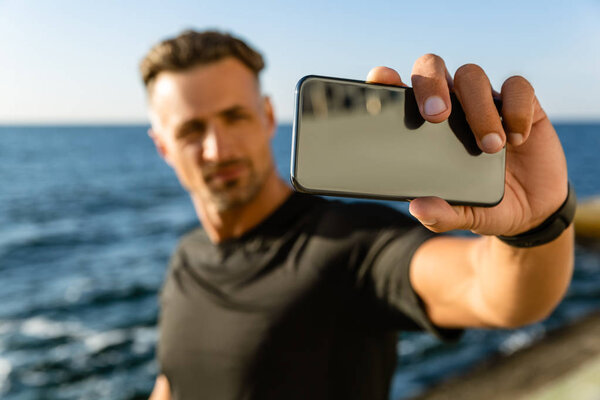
[
  {"x1": 148, "y1": 128, "x2": 172, "y2": 166},
  {"x1": 263, "y1": 96, "x2": 276, "y2": 139}
]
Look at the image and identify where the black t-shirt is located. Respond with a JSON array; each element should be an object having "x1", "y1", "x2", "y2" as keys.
[{"x1": 158, "y1": 193, "x2": 460, "y2": 400}]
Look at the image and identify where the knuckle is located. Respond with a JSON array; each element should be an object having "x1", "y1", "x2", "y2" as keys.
[
  {"x1": 454, "y1": 63, "x2": 485, "y2": 83},
  {"x1": 420, "y1": 53, "x2": 443, "y2": 65},
  {"x1": 505, "y1": 74, "x2": 526, "y2": 85},
  {"x1": 502, "y1": 75, "x2": 533, "y2": 92},
  {"x1": 414, "y1": 53, "x2": 447, "y2": 77}
]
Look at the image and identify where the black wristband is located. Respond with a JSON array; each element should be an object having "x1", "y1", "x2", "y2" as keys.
[{"x1": 497, "y1": 183, "x2": 576, "y2": 248}]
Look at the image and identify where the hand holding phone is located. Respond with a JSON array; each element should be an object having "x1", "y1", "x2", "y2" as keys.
[{"x1": 292, "y1": 56, "x2": 569, "y2": 238}]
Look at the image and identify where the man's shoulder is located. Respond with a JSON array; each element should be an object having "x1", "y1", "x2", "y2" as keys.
[{"x1": 177, "y1": 226, "x2": 210, "y2": 250}]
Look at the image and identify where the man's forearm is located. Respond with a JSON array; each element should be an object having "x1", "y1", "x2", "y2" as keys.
[
  {"x1": 471, "y1": 225, "x2": 575, "y2": 328},
  {"x1": 410, "y1": 225, "x2": 574, "y2": 329}
]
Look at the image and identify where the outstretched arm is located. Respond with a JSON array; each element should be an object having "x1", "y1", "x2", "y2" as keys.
[{"x1": 367, "y1": 55, "x2": 574, "y2": 329}]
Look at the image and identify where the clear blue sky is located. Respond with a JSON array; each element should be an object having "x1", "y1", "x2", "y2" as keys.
[{"x1": 1, "y1": 0, "x2": 599, "y2": 124}]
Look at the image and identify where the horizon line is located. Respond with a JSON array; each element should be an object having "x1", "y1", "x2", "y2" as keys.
[{"x1": 2, "y1": 118, "x2": 600, "y2": 127}]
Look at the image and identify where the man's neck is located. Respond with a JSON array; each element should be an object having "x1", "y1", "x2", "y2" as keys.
[{"x1": 191, "y1": 172, "x2": 292, "y2": 243}]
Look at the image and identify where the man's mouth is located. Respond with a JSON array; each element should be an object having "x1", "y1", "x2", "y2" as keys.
[{"x1": 204, "y1": 161, "x2": 249, "y2": 185}]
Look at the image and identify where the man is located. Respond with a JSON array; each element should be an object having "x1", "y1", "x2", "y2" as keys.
[{"x1": 141, "y1": 30, "x2": 574, "y2": 400}]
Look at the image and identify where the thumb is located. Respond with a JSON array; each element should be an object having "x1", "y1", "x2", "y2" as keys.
[{"x1": 408, "y1": 197, "x2": 470, "y2": 233}]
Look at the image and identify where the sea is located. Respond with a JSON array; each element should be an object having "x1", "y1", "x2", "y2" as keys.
[{"x1": 1, "y1": 123, "x2": 599, "y2": 400}]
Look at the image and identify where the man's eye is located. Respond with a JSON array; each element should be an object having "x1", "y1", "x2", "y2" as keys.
[
  {"x1": 182, "y1": 131, "x2": 202, "y2": 140},
  {"x1": 225, "y1": 112, "x2": 249, "y2": 122},
  {"x1": 177, "y1": 123, "x2": 206, "y2": 140}
]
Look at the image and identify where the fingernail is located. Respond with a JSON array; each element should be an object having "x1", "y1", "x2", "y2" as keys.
[
  {"x1": 420, "y1": 218, "x2": 437, "y2": 226},
  {"x1": 481, "y1": 133, "x2": 503, "y2": 153},
  {"x1": 509, "y1": 133, "x2": 523, "y2": 146},
  {"x1": 424, "y1": 96, "x2": 447, "y2": 116}
]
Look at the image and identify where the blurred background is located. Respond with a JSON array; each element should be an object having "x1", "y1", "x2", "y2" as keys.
[{"x1": 1, "y1": 1, "x2": 599, "y2": 399}]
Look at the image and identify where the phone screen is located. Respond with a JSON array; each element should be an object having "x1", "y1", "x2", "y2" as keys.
[{"x1": 291, "y1": 76, "x2": 505, "y2": 206}]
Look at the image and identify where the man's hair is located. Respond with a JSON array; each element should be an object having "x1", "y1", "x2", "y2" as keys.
[{"x1": 140, "y1": 29, "x2": 265, "y2": 90}]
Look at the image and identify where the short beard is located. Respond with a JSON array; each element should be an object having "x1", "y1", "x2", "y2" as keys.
[{"x1": 205, "y1": 164, "x2": 271, "y2": 212}]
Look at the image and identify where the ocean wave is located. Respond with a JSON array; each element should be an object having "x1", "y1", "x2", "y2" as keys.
[
  {"x1": 20, "y1": 317, "x2": 88, "y2": 339},
  {"x1": 1, "y1": 315, "x2": 157, "y2": 394},
  {"x1": 0, "y1": 357, "x2": 12, "y2": 394},
  {"x1": 1, "y1": 284, "x2": 158, "y2": 321},
  {"x1": 84, "y1": 330, "x2": 130, "y2": 354}
]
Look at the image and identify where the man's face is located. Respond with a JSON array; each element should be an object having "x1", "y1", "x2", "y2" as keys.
[{"x1": 149, "y1": 58, "x2": 276, "y2": 211}]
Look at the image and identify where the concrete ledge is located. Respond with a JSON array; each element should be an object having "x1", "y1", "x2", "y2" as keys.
[
  {"x1": 413, "y1": 312, "x2": 600, "y2": 400},
  {"x1": 527, "y1": 355, "x2": 600, "y2": 400}
]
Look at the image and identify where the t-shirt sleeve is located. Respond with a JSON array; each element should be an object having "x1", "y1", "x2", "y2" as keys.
[{"x1": 366, "y1": 225, "x2": 463, "y2": 342}]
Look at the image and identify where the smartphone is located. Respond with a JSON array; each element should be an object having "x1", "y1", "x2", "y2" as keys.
[{"x1": 290, "y1": 75, "x2": 506, "y2": 206}]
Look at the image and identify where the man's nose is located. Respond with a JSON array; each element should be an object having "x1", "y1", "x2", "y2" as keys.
[{"x1": 202, "y1": 124, "x2": 234, "y2": 162}]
